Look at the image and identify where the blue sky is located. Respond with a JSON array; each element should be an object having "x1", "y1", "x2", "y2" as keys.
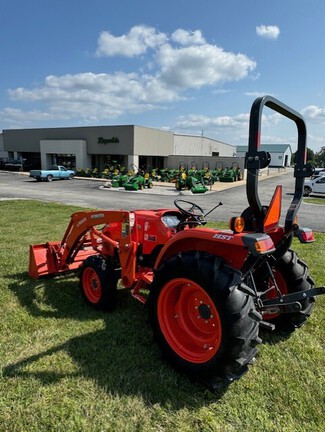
[{"x1": 1, "y1": 0, "x2": 325, "y2": 152}]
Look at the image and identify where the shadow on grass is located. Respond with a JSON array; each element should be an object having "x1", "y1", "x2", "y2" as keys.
[
  {"x1": 4, "y1": 272, "x2": 229, "y2": 407},
  {"x1": 259, "y1": 328, "x2": 293, "y2": 345}
]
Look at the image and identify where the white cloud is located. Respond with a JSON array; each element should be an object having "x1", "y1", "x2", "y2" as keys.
[
  {"x1": 171, "y1": 29, "x2": 205, "y2": 46},
  {"x1": 176, "y1": 113, "x2": 250, "y2": 132},
  {"x1": 157, "y1": 43, "x2": 256, "y2": 89},
  {"x1": 95, "y1": 25, "x2": 167, "y2": 57},
  {"x1": 0, "y1": 108, "x2": 56, "y2": 126},
  {"x1": 175, "y1": 111, "x2": 282, "y2": 142},
  {"x1": 7, "y1": 71, "x2": 182, "y2": 123},
  {"x1": 245, "y1": 91, "x2": 276, "y2": 98},
  {"x1": 5, "y1": 26, "x2": 256, "y2": 125},
  {"x1": 301, "y1": 105, "x2": 325, "y2": 120},
  {"x1": 256, "y1": 25, "x2": 280, "y2": 40}
]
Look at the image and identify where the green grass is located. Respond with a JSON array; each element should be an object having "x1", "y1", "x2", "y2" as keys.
[
  {"x1": 303, "y1": 197, "x2": 325, "y2": 205},
  {"x1": 0, "y1": 200, "x2": 324, "y2": 432}
]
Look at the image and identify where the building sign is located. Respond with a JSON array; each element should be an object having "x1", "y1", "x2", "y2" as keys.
[{"x1": 97, "y1": 136, "x2": 120, "y2": 144}]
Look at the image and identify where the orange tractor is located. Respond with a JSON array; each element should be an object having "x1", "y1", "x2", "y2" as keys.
[{"x1": 29, "y1": 96, "x2": 324, "y2": 383}]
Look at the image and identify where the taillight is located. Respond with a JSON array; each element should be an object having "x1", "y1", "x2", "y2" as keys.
[
  {"x1": 294, "y1": 228, "x2": 315, "y2": 243},
  {"x1": 254, "y1": 237, "x2": 276, "y2": 254},
  {"x1": 242, "y1": 233, "x2": 276, "y2": 256}
]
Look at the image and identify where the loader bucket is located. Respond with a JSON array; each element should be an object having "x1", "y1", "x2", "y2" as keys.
[
  {"x1": 29, "y1": 241, "x2": 95, "y2": 279},
  {"x1": 29, "y1": 241, "x2": 61, "y2": 278}
]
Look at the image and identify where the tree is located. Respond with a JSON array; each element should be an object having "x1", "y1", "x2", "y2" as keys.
[
  {"x1": 292, "y1": 147, "x2": 315, "y2": 165},
  {"x1": 315, "y1": 148, "x2": 325, "y2": 168}
]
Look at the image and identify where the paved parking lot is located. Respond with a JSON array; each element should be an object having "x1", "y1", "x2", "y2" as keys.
[{"x1": 1, "y1": 170, "x2": 325, "y2": 231}]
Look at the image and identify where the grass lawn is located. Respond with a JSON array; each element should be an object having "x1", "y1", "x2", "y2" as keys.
[
  {"x1": 303, "y1": 196, "x2": 325, "y2": 205},
  {"x1": 0, "y1": 200, "x2": 324, "y2": 432}
]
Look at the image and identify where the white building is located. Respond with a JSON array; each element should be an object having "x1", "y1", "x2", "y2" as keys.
[{"x1": 236, "y1": 144, "x2": 292, "y2": 168}]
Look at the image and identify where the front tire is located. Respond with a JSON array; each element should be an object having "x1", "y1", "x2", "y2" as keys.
[
  {"x1": 149, "y1": 251, "x2": 261, "y2": 380},
  {"x1": 79, "y1": 255, "x2": 118, "y2": 310}
]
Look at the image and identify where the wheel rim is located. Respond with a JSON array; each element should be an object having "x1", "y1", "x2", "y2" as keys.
[
  {"x1": 263, "y1": 270, "x2": 288, "y2": 320},
  {"x1": 157, "y1": 278, "x2": 222, "y2": 364},
  {"x1": 82, "y1": 267, "x2": 102, "y2": 304}
]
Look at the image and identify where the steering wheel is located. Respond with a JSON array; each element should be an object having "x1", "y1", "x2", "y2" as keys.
[{"x1": 174, "y1": 199, "x2": 204, "y2": 218}]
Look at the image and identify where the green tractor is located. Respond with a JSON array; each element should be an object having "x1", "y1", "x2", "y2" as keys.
[
  {"x1": 196, "y1": 162, "x2": 214, "y2": 186},
  {"x1": 159, "y1": 168, "x2": 175, "y2": 182},
  {"x1": 175, "y1": 169, "x2": 208, "y2": 194},
  {"x1": 187, "y1": 161, "x2": 198, "y2": 177},
  {"x1": 111, "y1": 172, "x2": 130, "y2": 188},
  {"x1": 124, "y1": 166, "x2": 154, "y2": 191},
  {"x1": 111, "y1": 165, "x2": 135, "y2": 188},
  {"x1": 219, "y1": 162, "x2": 242, "y2": 182},
  {"x1": 211, "y1": 162, "x2": 223, "y2": 182}
]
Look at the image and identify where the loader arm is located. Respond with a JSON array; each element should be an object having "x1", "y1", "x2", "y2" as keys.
[
  {"x1": 58, "y1": 210, "x2": 129, "y2": 264},
  {"x1": 29, "y1": 210, "x2": 134, "y2": 278}
]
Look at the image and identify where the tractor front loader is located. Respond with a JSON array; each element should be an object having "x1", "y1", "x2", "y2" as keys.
[{"x1": 29, "y1": 96, "x2": 324, "y2": 384}]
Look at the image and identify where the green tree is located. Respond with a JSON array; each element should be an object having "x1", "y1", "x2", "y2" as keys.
[
  {"x1": 315, "y1": 147, "x2": 325, "y2": 167},
  {"x1": 292, "y1": 147, "x2": 315, "y2": 165}
]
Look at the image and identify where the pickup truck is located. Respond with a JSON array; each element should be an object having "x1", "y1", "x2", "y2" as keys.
[{"x1": 29, "y1": 165, "x2": 75, "y2": 182}]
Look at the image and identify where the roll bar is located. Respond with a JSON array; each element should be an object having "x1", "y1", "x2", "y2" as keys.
[{"x1": 245, "y1": 95, "x2": 313, "y2": 233}]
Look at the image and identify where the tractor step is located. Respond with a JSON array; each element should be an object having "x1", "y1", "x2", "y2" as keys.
[{"x1": 131, "y1": 271, "x2": 154, "y2": 304}]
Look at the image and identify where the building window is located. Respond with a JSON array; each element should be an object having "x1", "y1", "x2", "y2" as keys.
[
  {"x1": 51, "y1": 154, "x2": 76, "y2": 169},
  {"x1": 278, "y1": 155, "x2": 283, "y2": 160}
]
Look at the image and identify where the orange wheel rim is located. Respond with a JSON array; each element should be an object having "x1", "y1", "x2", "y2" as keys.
[
  {"x1": 157, "y1": 278, "x2": 222, "y2": 364},
  {"x1": 83, "y1": 268, "x2": 102, "y2": 304}
]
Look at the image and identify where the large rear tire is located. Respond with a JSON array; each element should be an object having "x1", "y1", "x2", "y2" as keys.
[
  {"x1": 257, "y1": 250, "x2": 315, "y2": 331},
  {"x1": 149, "y1": 251, "x2": 261, "y2": 380},
  {"x1": 79, "y1": 255, "x2": 118, "y2": 311}
]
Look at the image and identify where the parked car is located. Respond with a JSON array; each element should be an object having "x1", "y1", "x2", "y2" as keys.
[
  {"x1": 29, "y1": 165, "x2": 75, "y2": 182},
  {"x1": 304, "y1": 175, "x2": 325, "y2": 196},
  {"x1": 311, "y1": 170, "x2": 325, "y2": 179},
  {"x1": 313, "y1": 167, "x2": 325, "y2": 175}
]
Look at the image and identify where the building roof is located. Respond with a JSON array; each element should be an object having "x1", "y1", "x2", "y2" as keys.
[{"x1": 236, "y1": 144, "x2": 292, "y2": 154}]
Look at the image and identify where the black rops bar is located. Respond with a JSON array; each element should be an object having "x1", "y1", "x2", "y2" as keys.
[{"x1": 245, "y1": 95, "x2": 313, "y2": 234}]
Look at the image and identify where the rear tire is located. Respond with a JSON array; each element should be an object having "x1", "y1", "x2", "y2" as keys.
[
  {"x1": 257, "y1": 250, "x2": 315, "y2": 331},
  {"x1": 79, "y1": 255, "x2": 118, "y2": 311},
  {"x1": 47, "y1": 175, "x2": 53, "y2": 182},
  {"x1": 149, "y1": 251, "x2": 261, "y2": 380}
]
